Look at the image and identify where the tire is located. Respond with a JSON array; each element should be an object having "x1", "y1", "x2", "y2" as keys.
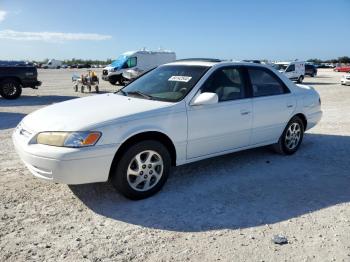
[
  {"x1": 273, "y1": 116, "x2": 304, "y2": 155},
  {"x1": 297, "y1": 75, "x2": 304, "y2": 83},
  {"x1": 111, "y1": 140, "x2": 171, "y2": 200},
  {"x1": 0, "y1": 79, "x2": 22, "y2": 99},
  {"x1": 119, "y1": 77, "x2": 125, "y2": 86},
  {"x1": 311, "y1": 72, "x2": 316, "y2": 77},
  {"x1": 108, "y1": 75, "x2": 120, "y2": 85},
  {"x1": 109, "y1": 79, "x2": 117, "y2": 85}
]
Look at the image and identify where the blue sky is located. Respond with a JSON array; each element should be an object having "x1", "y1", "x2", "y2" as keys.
[{"x1": 0, "y1": 0, "x2": 349, "y2": 61}]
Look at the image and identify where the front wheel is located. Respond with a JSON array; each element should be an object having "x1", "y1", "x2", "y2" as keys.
[
  {"x1": 0, "y1": 79, "x2": 22, "y2": 99},
  {"x1": 111, "y1": 140, "x2": 171, "y2": 200},
  {"x1": 273, "y1": 116, "x2": 304, "y2": 155},
  {"x1": 297, "y1": 75, "x2": 304, "y2": 83}
]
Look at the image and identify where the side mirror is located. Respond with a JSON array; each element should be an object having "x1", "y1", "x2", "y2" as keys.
[{"x1": 191, "y1": 92, "x2": 218, "y2": 106}]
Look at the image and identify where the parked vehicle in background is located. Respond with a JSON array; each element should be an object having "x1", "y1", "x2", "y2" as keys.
[
  {"x1": 305, "y1": 64, "x2": 317, "y2": 77},
  {"x1": 77, "y1": 64, "x2": 91, "y2": 69},
  {"x1": 0, "y1": 64, "x2": 41, "y2": 99},
  {"x1": 242, "y1": 59, "x2": 261, "y2": 64},
  {"x1": 274, "y1": 61, "x2": 305, "y2": 83},
  {"x1": 102, "y1": 50, "x2": 176, "y2": 85},
  {"x1": 341, "y1": 73, "x2": 350, "y2": 85},
  {"x1": 61, "y1": 64, "x2": 68, "y2": 69},
  {"x1": 334, "y1": 65, "x2": 350, "y2": 73},
  {"x1": 13, "y1": 59, "x2": 322, "y2": 199},
  {"x1": 42, "y1": 59, "x2": 63, "y2": 69}
]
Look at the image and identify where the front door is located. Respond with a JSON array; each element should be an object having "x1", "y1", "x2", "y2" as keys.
[{"x1": 186, "y1": 66, "x2": 253, "y2": 159}]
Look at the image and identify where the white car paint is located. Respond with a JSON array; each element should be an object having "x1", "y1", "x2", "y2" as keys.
[
  {"x1": 13, "y1": 61, "x2": 322, "y2": 184},
  {"x1": 42, "y1": 59, "x2": 63, "y2": 69},
  {"x1": 341, "y1": 74, "x2": 350, "y2": 85},
  {"x1": 275, "y1": 61, "x2": 305, "y2": 82},
  {"x1": 102, "y1": 50, "x2": 176, "y2": 82}
]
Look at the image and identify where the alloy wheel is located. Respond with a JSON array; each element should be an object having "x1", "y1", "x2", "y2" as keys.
[
  {"x1": 3, "y1": 82, "x2": 17, "y2": 96},
  {"x1": 285, "y1": 122, "x2": 301, "y2": 150},
  {"x1": 126, "y1": 150, "x2": 164, "y2": 192}
]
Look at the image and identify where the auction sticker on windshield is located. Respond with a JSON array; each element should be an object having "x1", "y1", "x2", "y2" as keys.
[{"x1": 168, "y1": 76, "x2": 192, "y2": 82}]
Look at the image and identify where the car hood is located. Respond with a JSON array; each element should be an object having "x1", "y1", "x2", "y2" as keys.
[{"x1": 21, "y1": 93, "x2": 173, "y2": 132}]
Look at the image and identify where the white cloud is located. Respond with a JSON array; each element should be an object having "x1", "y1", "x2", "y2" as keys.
[
  {"x1": 0, "y1": 29, "x2": 112, "y2": 42},
  {"x1": 0, "y1": 10, "x2": 7, "y2": 22}
]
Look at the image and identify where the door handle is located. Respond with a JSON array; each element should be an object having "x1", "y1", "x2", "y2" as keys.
[
  {"x1": 240, "y1": 109, "x2": 251, "y2": 115},
  {"x1": 287, "y1": 104, "x2": 294, "y2": 108}
]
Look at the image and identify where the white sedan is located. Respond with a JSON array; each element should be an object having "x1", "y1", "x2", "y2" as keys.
[
  {"x1": 13, "y1": 59, "x2": 322, "y2": 199},
  {"x1": 341, "y1": 74, "x2": 350, "y2": 85}
]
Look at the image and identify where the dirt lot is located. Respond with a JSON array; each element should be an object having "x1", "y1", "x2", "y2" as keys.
[{"x1": 1, "y1": 68, "x2": 350, "y2": 262}]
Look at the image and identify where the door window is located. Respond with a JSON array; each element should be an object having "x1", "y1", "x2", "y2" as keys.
[
  {"x1": 285, "y1": 64, "x2": 295, "y2": 72},
  {"x1": 248, "y1": 68, "x2": 289, "y2": 97},
  {"x1": 201, "y1": 67, "x2": 245, "y2": 102},
  {"x1": 127, "y1": 57, "x2": 137, "y2": 68}
]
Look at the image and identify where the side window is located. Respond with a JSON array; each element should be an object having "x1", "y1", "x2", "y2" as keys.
[
  {"x1": 286, "y1": 64, "x2": 295, "y2": 72},
  {"x1": 201, "y1": 67, "x2": 245, "y2": 102},
  {"x1": 248, "y1": 68, "x2": 287, "y2": 97},
  {"x1": 127, "y1": 57, "x2": 137, "y2": 68}
]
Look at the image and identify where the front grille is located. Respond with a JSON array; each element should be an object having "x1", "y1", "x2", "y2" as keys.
[{"x1": 103, "y1": 70, "x2": 108, "y2": 75}]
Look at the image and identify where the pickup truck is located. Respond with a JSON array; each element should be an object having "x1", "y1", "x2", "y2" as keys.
[{"x1": 0, "y1": 65, "x2": 41, "y2": 99}]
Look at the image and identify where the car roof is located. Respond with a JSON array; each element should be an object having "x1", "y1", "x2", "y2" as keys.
[{"x1": 165, "y1": 59, "x2": 272, "y2": 69}]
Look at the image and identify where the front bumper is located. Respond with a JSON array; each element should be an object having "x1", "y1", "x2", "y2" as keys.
[
  {"x1": 341, "y1": 78, "x2": 350, "y2": 85},
  {"x1": 22, "y1": 80, "x2": 42, "y2": 88},
  {"x1": 12, "y1": 129, "x2": 118, "y2": 184}
]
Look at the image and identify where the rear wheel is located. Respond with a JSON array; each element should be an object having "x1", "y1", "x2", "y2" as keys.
[
  {"x1": 273, "y1": 116, "x2": 304, "y2": 155},
  {"x1": 111, "y1": 140, "x2": 171, "y2": 200},
  {"x1": 0, "y1": 79, "x2": 22, "y2": 99}
]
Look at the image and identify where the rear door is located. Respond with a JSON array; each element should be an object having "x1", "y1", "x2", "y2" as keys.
[
  {"x1": 186, "y1": 66, "x2": 253, "y2": 158},
  {"x1": 246, "y1": 66, "x2": 296, "y2": 145}
]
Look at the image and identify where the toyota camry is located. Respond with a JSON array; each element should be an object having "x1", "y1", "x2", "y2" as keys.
[{"x1": 13, "y1": 59, "x2": 322, "y2": 199}]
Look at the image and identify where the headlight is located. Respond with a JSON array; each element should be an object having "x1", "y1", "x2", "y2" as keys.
[{"x1": 36, "y1": 131, "x2": 101, "y2": 147}]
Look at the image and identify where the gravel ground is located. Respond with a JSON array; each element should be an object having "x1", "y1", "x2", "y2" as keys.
[{"x1": 1, "y1": 68, "x2": 350, "y2": 262}]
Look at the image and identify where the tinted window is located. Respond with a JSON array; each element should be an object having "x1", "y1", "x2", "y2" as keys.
[
  {"x1": 201, "y1": 67, "x2": 245, "y2": 102},
  {"x1": 285, "y1": 64, "x2": 295, "y2": 72},
  {"x1": 248, "y1": 68, "x2": 287, "y2": 97}
]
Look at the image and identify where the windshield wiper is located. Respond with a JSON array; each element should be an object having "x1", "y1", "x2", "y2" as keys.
[{"x1": 127, "y1": 91, "x2": 153, "y2": 100}]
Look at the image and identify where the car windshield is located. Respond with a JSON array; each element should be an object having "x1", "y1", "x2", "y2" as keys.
[
  {"x1": 110, "y1": 55, "x2": 128, "y2": 68},
  {"x1": 274, "y1": 64, "x2": 288, "y2": 71},
  {"x1": 120, "y1": 65, "x2": 209, "y2": 102}
]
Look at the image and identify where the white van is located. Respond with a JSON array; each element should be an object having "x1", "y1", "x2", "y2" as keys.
[
  {"x1": 102, "y1": 50, "x2": 176, "y2": 85},
  {"x1": 42, "y1": 59, "x2": 63, "y2": 69},
  {"x1": 274, "y1": 61, "x2": 305, "y2": 83}
]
